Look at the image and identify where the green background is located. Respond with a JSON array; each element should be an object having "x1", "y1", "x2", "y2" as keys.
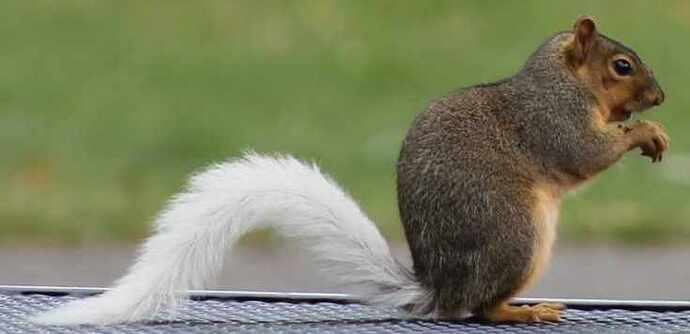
[{"x1": 1, "y1": 1, "x2": 688, "y2": 245}]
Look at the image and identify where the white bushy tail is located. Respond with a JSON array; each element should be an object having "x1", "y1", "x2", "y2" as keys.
[{"x1": 31, "y1": 152, "x2": 429, "y2": 325}]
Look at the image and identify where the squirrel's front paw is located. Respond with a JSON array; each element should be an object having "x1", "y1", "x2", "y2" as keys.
[{"x1": 629, "y1": 120, "x2": 670, "y2": 163}]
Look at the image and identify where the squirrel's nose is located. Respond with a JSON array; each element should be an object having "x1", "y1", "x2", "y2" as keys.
[
  {"x1": 647, "y1": 77, "x2": 665, "y2": 106},
  {"x1": 651, "y1": 88, "x2": 665, "y2": 106},
  {"x1": 644, "y1": 85, "x2": 665, "y2": 107},
  {"x1": 656, "y1": 89, "x2": 665, "y2": 105}
]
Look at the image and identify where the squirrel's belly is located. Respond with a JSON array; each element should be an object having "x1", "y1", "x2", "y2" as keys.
[{"x1": 519, "y1": 184, "x2": 561, "y2": 294}]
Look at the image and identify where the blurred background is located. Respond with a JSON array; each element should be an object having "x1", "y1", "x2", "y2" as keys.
[{"x1": 1, "y1": 1, "x2": 689, "y2": 299}]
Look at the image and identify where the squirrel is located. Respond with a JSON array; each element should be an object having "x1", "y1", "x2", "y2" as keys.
[{"x1": 32, "y1": 16, "x2": 668, "y2": 325}]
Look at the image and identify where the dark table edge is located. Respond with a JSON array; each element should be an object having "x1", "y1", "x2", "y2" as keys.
[{"x1": 2, "y1": 285, "x2": 689, "y2": 312}]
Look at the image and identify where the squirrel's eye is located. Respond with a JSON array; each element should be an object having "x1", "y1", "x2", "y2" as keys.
[{"x1": 613, "y1": 59, "x2": 633, "y2": 76}]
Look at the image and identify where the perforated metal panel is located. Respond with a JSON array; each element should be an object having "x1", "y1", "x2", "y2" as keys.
[{"x1": 2, "y1": 287, "x2": 690, "y2": 333}]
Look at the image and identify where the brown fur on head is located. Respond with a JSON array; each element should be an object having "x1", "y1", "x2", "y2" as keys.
[{"x1": 564, "y1": 16, "x2": 665, "y2": 122}]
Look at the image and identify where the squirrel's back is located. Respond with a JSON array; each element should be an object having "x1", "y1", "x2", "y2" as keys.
[{"x1": 397, "y1": 81, "x2": 541, "y2": 315}]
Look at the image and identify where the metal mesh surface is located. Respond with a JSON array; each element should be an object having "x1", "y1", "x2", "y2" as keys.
[{"x1": 3, "y1": 291, "x2": 690, "y2": 334}]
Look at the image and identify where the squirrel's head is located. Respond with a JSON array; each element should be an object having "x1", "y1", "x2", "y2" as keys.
[{"x1": 563, "y1": 16, "x2": 664, "y2": 122}]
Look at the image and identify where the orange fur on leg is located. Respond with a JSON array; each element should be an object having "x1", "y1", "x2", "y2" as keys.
[
  {"x1": 519, "y1": 185, "x2": 561, "y2": 294},
  {"x1": 486, "y1": 302, "x2": 564, "y2": 323}
]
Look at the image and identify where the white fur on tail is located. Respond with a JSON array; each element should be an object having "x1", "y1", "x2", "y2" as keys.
[{"x1": 31, "y1": 152, "x2": 429, "y2": 325}]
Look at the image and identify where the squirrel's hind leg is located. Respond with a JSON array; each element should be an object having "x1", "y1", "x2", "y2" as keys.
[
  {"x1": 479, "y1": 185, "x2": 566, "y2": 324},
  {"x1": 484, "y1": 302, "x2": 564, "y2": 323}
]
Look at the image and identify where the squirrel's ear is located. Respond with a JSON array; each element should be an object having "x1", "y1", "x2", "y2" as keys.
[{"x1": 571, "y1": 16, "x2": 598, "y2": 64}]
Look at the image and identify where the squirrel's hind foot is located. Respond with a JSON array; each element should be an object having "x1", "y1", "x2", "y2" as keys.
[{"x1": 484, "y1": 302, "x2": 565, "y2": 323}]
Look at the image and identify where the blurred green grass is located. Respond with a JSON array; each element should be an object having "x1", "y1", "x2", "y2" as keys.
[{"x1": 1, "y1": 1, "x2": 689, "y2": 245}]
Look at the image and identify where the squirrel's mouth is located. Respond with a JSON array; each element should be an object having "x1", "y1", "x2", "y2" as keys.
[
  {"x1": 609, "y1": 106, "x2": 635, "y2": 122},
  {"x1": 609, "y1": 103, "x2": 652, "y2": 123}
]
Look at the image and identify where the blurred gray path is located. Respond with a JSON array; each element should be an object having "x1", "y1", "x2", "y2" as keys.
[{"x1": 1, "y1": 243, "x2": 689, "y2": 300}]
